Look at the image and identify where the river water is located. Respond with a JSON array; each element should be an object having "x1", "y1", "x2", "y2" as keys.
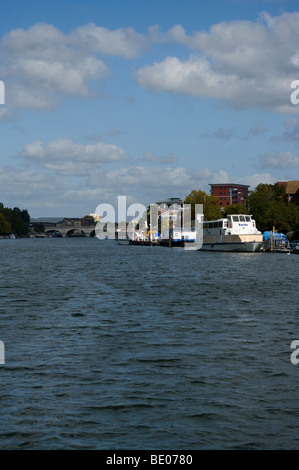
[{"x1": 0, "y1": 237, "x2": 299, "y2": 449}]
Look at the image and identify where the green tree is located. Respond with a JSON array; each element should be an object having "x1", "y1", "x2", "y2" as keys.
[
  {"x1": 184, "y1": 189, "x2": 222, "y2": 221},
  {"x1": 33, "y1": 222, "x2": 45, "y2": 233},
  {"x1": 0, "y1": 213, "x2": 11, "y2": 234},
  {"x1": 223, "y1": 204, "x2": 250, "y2": 216},
  {"x1": 81, "y1": 215, "x2": 96, "y2": 226},
  {"x1": 290, "y1": 222, "x2": 299, "y2": 241},
  {"x1": 21, "y1": 209, "x2": 30, "y2": 225},
  {"x1": 0, "y1": 208, "x2": 29, "y2": 236},
  {"x1": 246, "y1": 183, "x2": 299, "y2": 233}
]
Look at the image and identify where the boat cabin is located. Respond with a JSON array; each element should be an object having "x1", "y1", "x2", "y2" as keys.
[{"x1": 203, "y1": 214, "x2": 259, "y2": 236}]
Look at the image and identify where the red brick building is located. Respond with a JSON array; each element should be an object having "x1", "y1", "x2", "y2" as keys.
[{"x1": 209, "y1": 184, "x2": 250, "y2": 207}]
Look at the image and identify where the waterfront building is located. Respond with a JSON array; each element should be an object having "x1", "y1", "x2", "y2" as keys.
[
  {"x1": 155, "y1": 197, "x2": 183, "y2": 212},
  {"x1": 209, "y1": 184, "x2": 249, "y2": 207}
]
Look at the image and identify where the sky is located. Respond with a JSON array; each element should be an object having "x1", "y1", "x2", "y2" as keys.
[{"x1": 1, "y1": 0, "x2": 299, "y2": 218}]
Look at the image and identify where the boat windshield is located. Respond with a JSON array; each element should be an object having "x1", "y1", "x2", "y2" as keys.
[{"x1": 231, "y1": 215, "x2": 251, "y2": 222}]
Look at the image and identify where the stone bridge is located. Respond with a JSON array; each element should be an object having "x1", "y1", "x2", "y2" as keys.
[{"x1": 44, "y1": 225, "x2": 96, "y2": 238}]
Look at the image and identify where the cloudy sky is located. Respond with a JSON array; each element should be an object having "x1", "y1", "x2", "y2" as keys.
[{"x1": 1, "y1": 0, "x2": 299, "y2": 217}]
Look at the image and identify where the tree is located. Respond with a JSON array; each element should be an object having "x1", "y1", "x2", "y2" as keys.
[
  {"x1": 184, "y1": 189, "x2": 222, "y2": 221},
  {"x1": 0, "y1": 208, "x2": 29, "y2": 235},
  {"x1": 12, "y1": 207, "x2": 30, "y2": 225},
  {"x1": 0, "y1": 213, "x2": 11, "y2": 234},
  {"x1": 21, "y1": 209, "x2": 30, "y2": 225},
  {"x1": 81, "y1": 215, "x2": 96, "y2": 226},
  {"x1": 246, "y1": 183, "x2": 299, "y2": 233},
  {"x1": 289, "y1": 222, "x2": 299, "y2": 241},
  {"x1": 33, "y1": 223, "x2": 45, "y2": 233},
  {"x1": 223, "y1": 204, "x2": 250, "y2": 216},
  {"x1": 0, "y1": 204, "x2": 31, "y2": 236}
]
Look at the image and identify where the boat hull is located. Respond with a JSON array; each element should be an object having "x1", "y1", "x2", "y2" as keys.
[{"x1": 200, "y1": 241, "x2": 263, "y2": 252}]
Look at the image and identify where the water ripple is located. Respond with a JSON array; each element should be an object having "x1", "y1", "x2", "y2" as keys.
[{"x1": 0, "y1": 239, "x2": 299, "y2": 449}]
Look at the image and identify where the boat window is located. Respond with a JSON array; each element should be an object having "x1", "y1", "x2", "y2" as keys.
[
  {"x1": 233, "y1": 216, "x2": 239, "y2": 222},
  {"x1": 239, "y1": 216, "x2": 245, "y2": 221},
  {"x1": 245, "y1": 215, "x2": 251, "y2": 221}
]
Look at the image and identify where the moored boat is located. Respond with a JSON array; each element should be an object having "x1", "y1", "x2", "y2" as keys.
[
  {"x1": 291, "y1": 241, "x2": 299, "y2": 254},
  {"x1": 200, "y1": 214, "x2": 263, "y2": 252},
  {"x1": 159, "y1": 227, "x2": 197, "y2": 247}
]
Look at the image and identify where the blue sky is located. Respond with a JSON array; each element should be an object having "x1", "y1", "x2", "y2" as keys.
[{"x1": 1, "y1": 0, "x2": 299, "y2": 217}]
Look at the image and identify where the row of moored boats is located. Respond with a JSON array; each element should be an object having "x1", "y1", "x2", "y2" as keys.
[{"x1": 117, "y1": 214, "x2": 299, "y2": 253}]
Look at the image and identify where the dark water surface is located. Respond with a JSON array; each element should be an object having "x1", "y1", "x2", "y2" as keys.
[{"x1": 0, "y1": 237, "x2": 299, "y2": 449}]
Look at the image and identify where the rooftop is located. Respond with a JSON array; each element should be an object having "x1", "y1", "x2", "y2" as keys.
[
  {"x1": 286, "y1": 181, "x2": 299, "y2": 195},
  {"x1": 209, "y1": 183, "x2": 250, "y2": 188}
]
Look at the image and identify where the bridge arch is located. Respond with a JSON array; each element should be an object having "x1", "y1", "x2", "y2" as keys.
[
  {"x1": 65, "y1": 228, "x2": 87, "y2": 237},
  {"x1": 43, "y1": 225, "x2": 96, "y2": 237},
  {"x1": 44, "y1": 229, "x2": 63, "y2": 237}
]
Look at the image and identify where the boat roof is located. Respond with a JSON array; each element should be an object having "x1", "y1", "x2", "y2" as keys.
[{"x1": 203, "y1": 214, "x2": 253, "y2": 222}]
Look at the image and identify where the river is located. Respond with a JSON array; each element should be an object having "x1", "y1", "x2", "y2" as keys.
[{"x1": 0, "y1": 237, "x2": 298, "y2": 449}]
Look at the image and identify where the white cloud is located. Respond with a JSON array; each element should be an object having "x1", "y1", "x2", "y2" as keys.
[
  {"x1": 71, "y1": 23, "x2": 148, "y2": 58},
  {"x1": 0, "y1": 157, "x2": 276, "y2": 217},
  {"x1": 136, "y1": 55, "x2": 240, "y2": 97},
  {"x1": 0, "y1": 164, "x2": 69, "y2": 208},
  {"x1": 2, "y1": 12, "x2": 299, "y2": 113},
  {"x1": 0, "y1": 22, "x2": 151, "y2": 110},
  {"x1": 87, "y1": 165, "x2": 267, "y2": 198},
  {"x1": 0, "y1": 23, "x2": 110, "y2": 109},
  {"x1": 89, "y1": 165, "x2": 195, "y2": 191},
  {"x1": 137, "y1": 12, "x2": 299, "y2": 113},
  {"x1": 21, "y1": 138, "x2": 129, "y2": 175},
  {"x1": 258, "y1": 151, "x2": 299, "y2": 169},
  {"x1": 238, "y1": 172, "x2": 274, "y2": 188}
]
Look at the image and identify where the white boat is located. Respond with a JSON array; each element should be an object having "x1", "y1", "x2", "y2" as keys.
[
  {"x1": 200, "y1": 214, "x2": 263, "y2": 252},
  {"x1": 159, "y1": 227, "x2": 197, "y2": 247}
]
